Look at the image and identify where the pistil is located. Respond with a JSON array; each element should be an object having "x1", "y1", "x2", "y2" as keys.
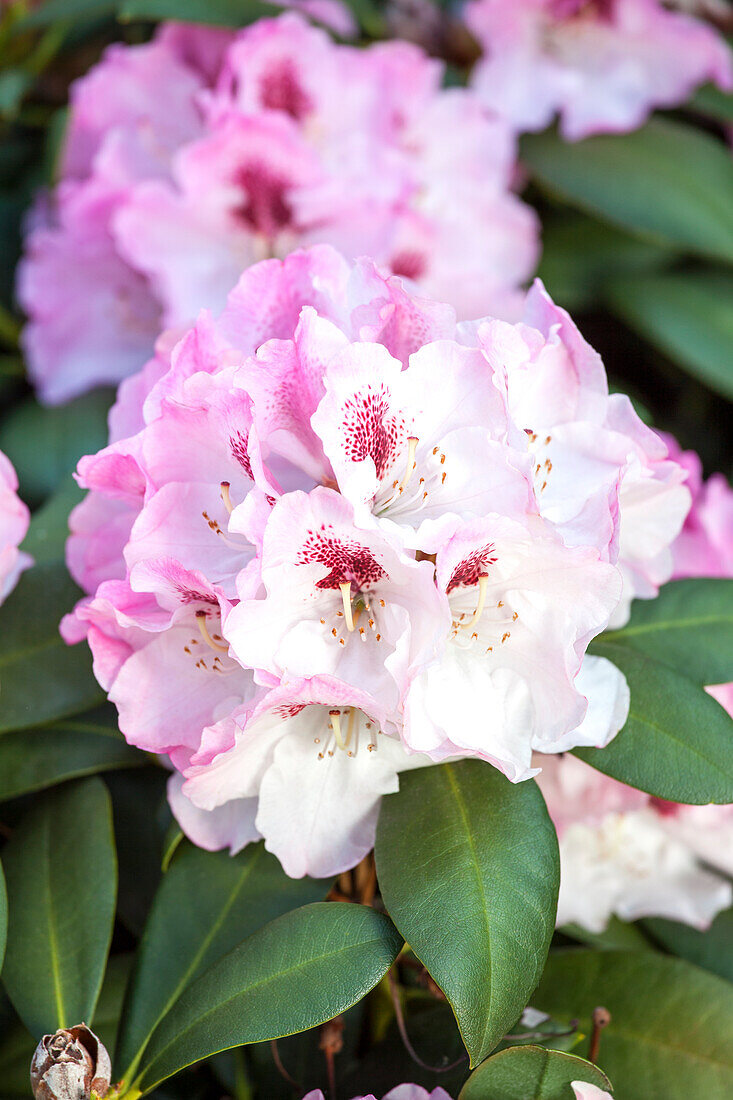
[
  {"x1": 462, "y1": 574, "x2": 489, "y2": 631},
  {"x1": 339, "y1": 581, "x2": 355, "y2": 632},
  {"x1": 220, "y1": 481, "x2": 234, "y2": 514},
  {"x1": 329, "y1": 709, "x2": 346, "y2": 751},
  {"x1": 195, "y1": 610, "x2": 229, "y2": 653}
]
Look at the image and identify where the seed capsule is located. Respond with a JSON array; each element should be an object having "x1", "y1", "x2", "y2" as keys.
[{"x1": 30, "y1": 1025, "x2": 111, "y2": 1100}]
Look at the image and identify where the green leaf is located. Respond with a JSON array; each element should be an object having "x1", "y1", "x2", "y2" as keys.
[
  {"x1": 561, "y1": 916, "x2": 652, "y2": 953},
  {"x1": 19, "y1": 0, "x2": 118, "y2": 28},
  {"x1": 132, "y1": 902, "x2": 402, "y2": 1095},
  {"x1": 0, "y1": 561, "x2": 103, "y2": 733},
  {"x1": 690, "y1": 83, "x2": 733, "y2": 125},
  {"x1": 606, "y1": 272, "x2": 733, "y2": 400},
  {"x1": 537, "y1": 214, "x2": 674, "y2": 312},
  {"x1": 522, "y1": 119, "x2": 733, "y2": 264},
  {"x1": 375, "y1": 761, "x2": 559, "y2": 1067},
  {"x1": 576, "y1": 641, "x2": 733, "y2": 803},
  {"x1": 0, "y1": 860, "x2": 6, "y2": 972},
  {"x1": 120, "y1": 0, "x2": 284, "y2": 27},
  {"x1": 599, "y1": 580, "x2": 733, "y2": 686},
  {"x1": 1, "y1": 777, "x2": 117, "y2": 1037},
  {"x1": 459, "y1": 1045, "x2": 613, "y2": 1100},
  {"x1": 0, "y1": 708, "x2": 142, "y2": 801},
  {"x1": 0, "y1": 388, "x2": 114, "y2": 506},
  {"x1": 533, "y1": 949, "x2": 733, "y2": 1100},
  {"x1": 643, "y1": 908, "x2": 733, "y2": 984},
  {"x1": 116, "y1": 842, "x2": 330, "y2": 1084}
]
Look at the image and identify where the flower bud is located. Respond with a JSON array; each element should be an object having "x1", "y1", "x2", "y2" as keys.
[{"x1": 30, "y1": 1025, "x2": 112, "y2": 1100}]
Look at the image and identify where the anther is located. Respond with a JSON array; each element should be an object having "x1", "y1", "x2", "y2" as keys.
[
  {"x1": 195, "y1": 610, "x2": 229, "y2": 653},
  {"x1": 220, "y1": 481, "x2": 233, "y2": 514},
  {"x1": 463, "y1": 574, "x2": 489, "y2": 631},
  {"x1": 339, "y1": 581, "x2": 355, "y2": 632}
]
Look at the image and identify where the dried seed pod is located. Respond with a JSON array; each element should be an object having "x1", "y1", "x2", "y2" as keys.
[{"x1": 30, "y1": 1025, "x2": 112, "y2": 1100}]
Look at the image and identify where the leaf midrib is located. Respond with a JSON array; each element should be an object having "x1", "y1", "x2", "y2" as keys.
[{"x1": 442, "y1": 765, "x2": 494, "y2": 1055}]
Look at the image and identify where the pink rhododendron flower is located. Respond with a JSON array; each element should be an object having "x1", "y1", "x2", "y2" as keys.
[
  {"x1": 571, "y1": 1086, "x2": 613, "y2": 1100},
  {"x1": 537, "y1": 753, "x2": 733, "y2": 932},
  {"x1": 303, "y1": 1087, "x2": 453, "y2": 1099},
  {"x1": 0, "y1": 451, "x2": 31, "y2": 603},
  {"x1": 664, "y1": 434, "x2": 733, "y2": 715},
  {"x1": 63, "y1": 246, "x2": 690, "y2": 877},
  {"x1": 19, "y1": 13, "x2": 538, "y2": 405},
  {"x1": 467, "y1": 0, "x2": 732, "y2": 139}
]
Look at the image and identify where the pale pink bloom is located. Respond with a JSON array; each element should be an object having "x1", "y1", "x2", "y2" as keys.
[
  {"x1": 664, "y1": 435, "x2": 733, "y2": 580},
  {"x1": 467, "y1": 0, "x2": 732, "y2": 139},
  {"x1": 21, "y1": 14, "x2": 537, "y2": 404},
  {"x1": 479, "y1": 282, "x2": 690, "y2": 625},
  {"x1": 0, "y1": 451, "x2": 31, "y2": 603},
  {"x1": 403, "y1": 516, "x2": 624, "y2": 778},
  {"x1": 18, "y1": 179, "x2": 163, "y2": 404},
  {"x1": 175, "y1": 676, "x2": 435, "y2": 878},
  {"x1": 224, "y1": 487, "x2": 448, "y2": 716},
  {"x1": 571, "y1": 1086, "x2": 613, "y2": 1100},
  {"x1": 303, "y1": 1086, "x2": 453, "y2": 1099},
  {"x1": 537, "y1": 754, "x2": 733, "y2": 932}
]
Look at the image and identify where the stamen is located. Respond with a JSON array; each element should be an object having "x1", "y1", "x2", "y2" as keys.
[
  {"x1": 462, "y1": 574, "x2": 489, "y2": 631},
  {"x1": 398, "y1": 437, "x2": 419, "y2": 494},
  {"x1": 220, "y1": 481, "x2": 233, "y2": 514},
  {"x1": 339, "y1": 581, "x2": 355, "y2": 632},
  {"x1": 195, "y1": 610, "x2": 229, "y2": 653},
  {"x1": 345, "y1": 707, "x2": 357, "y2": 749},
  {"x1": 329, "y1": 709, "x2": 346, "y2": 751}
]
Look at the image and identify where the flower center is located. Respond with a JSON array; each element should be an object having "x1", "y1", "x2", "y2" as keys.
[{"x1": 314, "y1": 706, "x2": 380, "y2": 759}]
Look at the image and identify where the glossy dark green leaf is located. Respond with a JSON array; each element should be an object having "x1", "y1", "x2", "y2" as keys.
[
  {"x1": 0, "y1": 388, "x2": 113, "y2": 506},
  {"x1": 598, "y1": 580, "x2": 733, "y2": 686},
  {"x1": 120, "y1": 0, "x2": 283, "y2": 26},
  {"x1": 375, "y1": 761, "x2": 559, "y2": 1067},
  {"x1": 0, "y1": 860, "x2": 6, "y2": 972},
  {"x1": 561, "y1": 915, "x2": 652, "y2": 953},
  {"x1": 116, "y1": 842, "x2": 330, "y2": 1084},
  {"x1": 607, "y1": 272, "x2": 733, "y2": 400},
  {"x1": 643, "y1": 908, "x2": 733, "y2": 984},
  {"x1": 459, "y1": 1045, "x2": 613, "y2": 1100},
  {"x1": 522, "y1": 119, "x2": 733, "y2": 263},
  {"x1": 690, "y1": 83, "x2": 733, "y2": 125},
  {"x1": 1, "y1": 778, "x2": 117, "y2": 1037},
  {"x1": 576, "y1": 641, "x2": 733, "y2": 803},
  {"x1": 131, "y1": 902, "x2": 402, "y2": 1095},
  {"x1": 0, "y1": 710, "x2": 142, "y2": 801},
  {"x1": 533, "y1": 950, "x2": 733, "y2": 1100},
  {"x1": 0, "y1": 561, "x2": 103, "y2": 732}
]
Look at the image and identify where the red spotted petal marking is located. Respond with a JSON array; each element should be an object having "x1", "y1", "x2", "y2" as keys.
[
  {"x1": 342, "y1": 384, "x2": 405, "y2": 481},
  {"x1": 274, "y1": 703, "x2": 307, "y2": 719},
  {"x1": 297, "y1": 524, "x2": 387, "y2": 590},
  {"x1": 229, "y1": 431, "x2": 254, "y2": 480},
  {"x1": 446, "y1": 543, "x2": 498, "y2": 593},
  {"x1": 390, "y1": 250, "x2": 428, "y2": 281}
]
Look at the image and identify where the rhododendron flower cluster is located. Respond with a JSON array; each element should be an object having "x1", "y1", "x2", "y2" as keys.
[
  {"x1": 467, "y1": 0, "x2": 732, "y2": 139},
  {"x1": 0, "y1": 450, "x2": 31, "y2": 604},
  {"x1": 537, "y1": 753, "x2": 733, "y2": 932},
  {"x1": 62, "y1": 246, "x2": 691, "y2": 878},
  {"x1": 18, "y1": 13, "x2": 539, "y2": 405}
]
